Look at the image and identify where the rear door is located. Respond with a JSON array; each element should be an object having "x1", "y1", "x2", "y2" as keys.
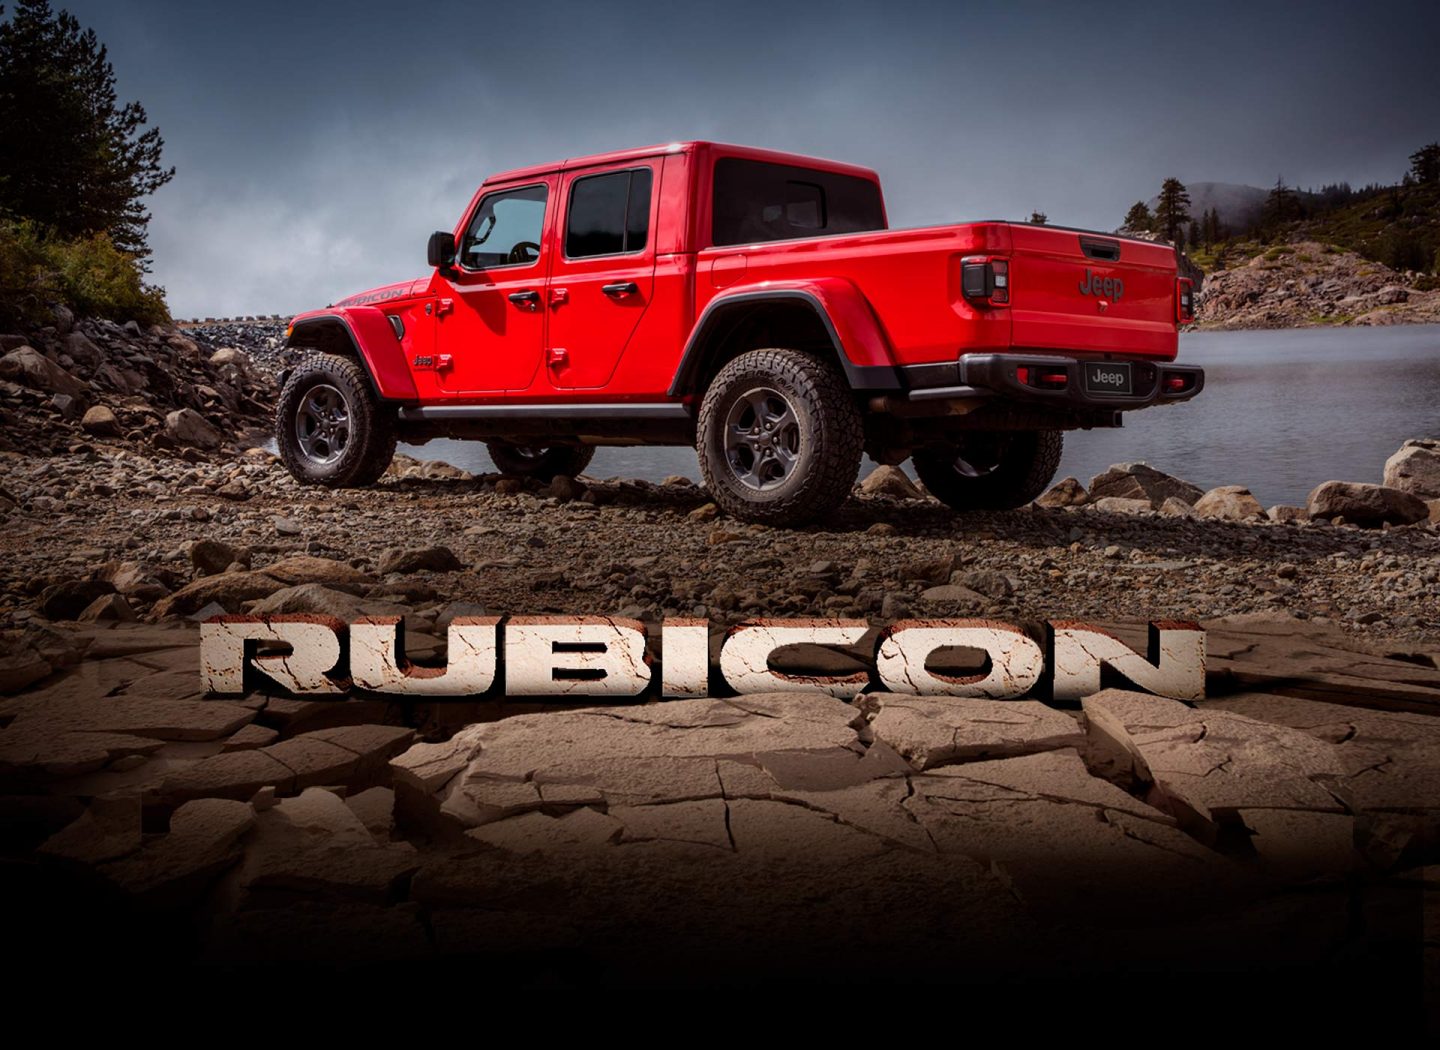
[
  {"x1": 544, "y1": 162, "x2": 658, "y2": 389},
  {"x1": 1006, "y1": 226, "x2": 1178, "y2": 358}
]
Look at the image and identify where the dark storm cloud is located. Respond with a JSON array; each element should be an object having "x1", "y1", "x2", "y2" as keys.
[{"x1": 49, "y1": 0, "x2": 1440, "y2": 317}]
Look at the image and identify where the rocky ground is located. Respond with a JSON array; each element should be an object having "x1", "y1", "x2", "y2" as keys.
[
  {"x1": 1195, "y1": 240, "x2": 1440, "y2": 330},
  {"x1": 2, "y1": 319, "x2": 1439, "y2": 1003}
]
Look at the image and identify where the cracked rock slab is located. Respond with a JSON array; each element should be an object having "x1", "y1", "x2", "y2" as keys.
[
  {"x1": 236, "y1": 788, "x2": 418, "y2": 903},
  {"x1": 869, "y1": 696, "x2": 1084, "y2": 769},
  {"x1": 150, "y1": 724, "x2": 414, "y2": 807},
  {"x1": 393, "y1": 693, "x2": 867, "y2": 833},
  {"x1": 1083, "y1": 688, "x2": 1351, "y2": 842},
  {"x1": 100, "y1": 797, "x2": 254, "y2": 904},
  {"x1": 905, "y1": 748, "x2": 1246, "y2": 919}
]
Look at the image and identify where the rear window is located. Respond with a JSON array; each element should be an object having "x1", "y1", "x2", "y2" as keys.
[{"x1": 712, "y1": 158, "x2": 885, "y2": 247}]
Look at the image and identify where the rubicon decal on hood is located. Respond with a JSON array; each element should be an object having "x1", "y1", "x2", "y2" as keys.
[{"x1": 331, "y1": 283, "x2": 415, "y2": 308}]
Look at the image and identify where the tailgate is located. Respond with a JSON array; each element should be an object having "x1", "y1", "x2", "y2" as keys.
[{"x1": 1006, "y1": 225, "x2": 1179, "y2": 358}]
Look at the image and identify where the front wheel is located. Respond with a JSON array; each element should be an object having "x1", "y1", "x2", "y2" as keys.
[
  {"x1": 696, "y1": 348, "x2": 863, "y2": 526},
  {"x1": 486, "y1": 442, "x2": 595, "y2": 481},
  {"x1": 276, "y1": 353, "x2": 396, "y2": 487},
  {"x1": 911, "y1": 430, "x2": 1063, "y2": 511}
]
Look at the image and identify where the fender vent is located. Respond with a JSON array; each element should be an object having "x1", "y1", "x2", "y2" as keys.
[{"x1": 1080, "y1": 237, "x2": 1121, "y2": 262}]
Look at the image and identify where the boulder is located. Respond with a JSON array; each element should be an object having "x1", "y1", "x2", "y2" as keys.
[
  {"x1": 62, "y1": 331, "x2": 103, "y2": 368},
  {"x1": 76, "y1": 593, "x2": 137, "y2": 623},
  {"x1": 1267, "y1": 505, "x2": 1310, "y2": 523},
  {"x1": 1382, "y1": 439, "x2": 1440, "y2": 499},
  {"x1": 1034, "y1": 476, "x2": 1087, "y2": 507},
  {"x1": 164, "y1": 408, "x2": 223, "y2": 449},
  {"x1": 385, "y1": 453, "x2": 474, "y2": 481},
  {"x1": 858, "y1": 465, "x2": 922, "y2": 500},
  {"x1": 377, "y1": 546, "x2": 463, "y2": 575},
  {"x1": 1088, "y1": 462, "x2": 1203, "y2": 508},
  {"x1": 248, "y1": 583, "x2": 375, "y2": 620},
  {"x1": 1305, "y1": 481, "x2": 1428, "y2": 527},
  {"x1": 1192, "y1": 485, "x2": 1265, "y2": 521},
  {"x1": 1159, "y1": 497, "x2": 1196, "y2": 517},
  {"x1": 150, "y1": 570, "x2": 288, "y2": 619},
  {"x1": 918, "y1": 584, "x2": 988, "y2": 606},
  {"x1": 190, "y1": 538, "x2": 248, "y2": 576},
  {"x1": 545, "y1": 475, "x2": 584, "y2": 501},
  {"x1": 256, "y1": 555, "x2": 370, "y2": 588},
  {"x1": 37, "y1": 579, "x2": 116, "y2": 620},
  {"x1": 950, "y1": 569, "x2": 1014, "y2": 598},
  {"x1": 0, "y1": 346, "x2": 88, "y2": 400},
  {"x1": 1090, "y1": 496, "x2": 1152, "y2": 515},
  {"x1": 208, "y1": 347, "x2": 250, "y2": 370},
  {"x1": 79, "y1": 404, "x2": 122, "y2": 436}
]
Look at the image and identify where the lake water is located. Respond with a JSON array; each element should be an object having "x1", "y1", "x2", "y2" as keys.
[{"x1": 382, "y1": 324, "x2": 1440, "y2": 508}]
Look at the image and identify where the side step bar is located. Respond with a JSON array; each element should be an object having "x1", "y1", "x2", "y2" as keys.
[{"x1": 398, "y1": 403, "x2": 691, "y2": 422}]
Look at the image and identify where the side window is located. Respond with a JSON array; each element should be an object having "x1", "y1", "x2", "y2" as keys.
[
  {"x1": 712, "y1": 158, "x2": 885, "y2": 246},
  {"x1": 460, "y1": 184, "x2": 547, "y2": 269},
  {"x1": 565, "y1": 167, "x2": 652, "y2": 259}
]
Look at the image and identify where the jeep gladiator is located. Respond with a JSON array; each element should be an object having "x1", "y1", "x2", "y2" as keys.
[{"x1": 278, "y1": 141, "x2": 1202, "y2": 525}]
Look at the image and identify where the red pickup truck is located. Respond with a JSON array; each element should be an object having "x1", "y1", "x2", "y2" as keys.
[{"x1": 278, "y1": 141, "x2": 1202, "y2": 525}]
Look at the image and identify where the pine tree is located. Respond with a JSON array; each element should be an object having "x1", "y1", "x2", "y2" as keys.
[
  {"x1": 1121, "y1": 200, "x2": 1153, "y2": 232},
  {"x1": 1028, "y1": 211, "x2": 1048, "y2": 225},
  {"x1": 1153, "y1": 179, "x2": 1192, "y2": 244},
  {"x1": 0, "y1": 1, "x2": 174, "y2": 258},
  {"x1": 1263, "y1": 175, "x2": 1300, "y2": 229},
  {"x1": 1410, "y1": 142, "x2": 1440, "y2": 185},
  {"x1": 1187, "y1": 220, "x2": 1201, "y2": 249}
]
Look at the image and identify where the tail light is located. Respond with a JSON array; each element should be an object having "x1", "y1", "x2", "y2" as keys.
[
  {"x1": 1175, "y1": 278, "x2": 1195, "y2": 323},
  {"x1": 962, "y1": 256, "x2": 1010, "y2": 307}
]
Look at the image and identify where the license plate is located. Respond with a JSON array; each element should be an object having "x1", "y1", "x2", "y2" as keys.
[{"x1": 1083, "y1": 361, "x2": 1132, "y2": 395}]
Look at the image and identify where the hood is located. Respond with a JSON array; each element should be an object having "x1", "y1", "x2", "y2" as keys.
[{"x1": 329, "y1": 279, "x2": 428, "y2": 309}]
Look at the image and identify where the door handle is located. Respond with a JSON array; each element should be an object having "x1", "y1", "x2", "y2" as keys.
[
  {"x1": 507, "y1": 290, "x2": 540, "y2": 307},
  {"x1": 602, "y1": 282, "x2": 638, "y2": 298}
]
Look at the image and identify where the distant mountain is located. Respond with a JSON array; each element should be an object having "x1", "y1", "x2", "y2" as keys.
[{"x1": 1146, "y1": 182, "x2": 1270, "y2": 233}]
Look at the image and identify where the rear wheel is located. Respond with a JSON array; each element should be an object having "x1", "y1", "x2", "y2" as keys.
[
  {"x1": 276, "y1": 353, "x2": 396, "y2": 487},
  {"x1": 486, "y1": 442, "x2": 595, "y2": 481},
  {"x1": 911, "y1": 430, "x2": 1063, "y2": 511},
  {"x1": 697, "y1": 348, "x2": 863, "y2": 526}
]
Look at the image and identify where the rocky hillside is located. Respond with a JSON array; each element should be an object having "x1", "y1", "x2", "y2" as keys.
[
  {"x1": 0, "y1": 314, "x2": 279, "y2": 456},
  {"x1": 1194, "y1": 241, "x2": 1440, "y2": 330}
]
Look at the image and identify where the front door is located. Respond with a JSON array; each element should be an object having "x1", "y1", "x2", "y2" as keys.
[
  {"x1": 434, "y1": 179, "x2": 553, "y2": 394},
  {"x1": 545, "y1": 163, "x2": 657, "y2": 390}
]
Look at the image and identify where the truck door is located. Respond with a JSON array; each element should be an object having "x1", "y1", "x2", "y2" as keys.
[
  {"x1": 433, "y1": 178, "x2": 554, "y2": 394},
  {"x1": 544, "y1": 162, "x2": 657, "y2": 389}
]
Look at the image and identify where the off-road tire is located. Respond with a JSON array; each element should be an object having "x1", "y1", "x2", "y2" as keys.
[
  {"x1": 486, "y1": 442, "x2": 596, "y2": 482},
  {"x1": 696, "y1": 348, "x2": 864, "y2": 526},
  {"x1": 912, "y1": 430, "x2": 1063, "y2": 511},
  {"x1": 276, "y1": 352, "x2": 396, "y2": 487}
]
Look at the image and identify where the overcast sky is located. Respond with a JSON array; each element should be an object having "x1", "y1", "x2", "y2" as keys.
[{"x1": 48, "y1": 0, "x2": 1440, "y2": 318}]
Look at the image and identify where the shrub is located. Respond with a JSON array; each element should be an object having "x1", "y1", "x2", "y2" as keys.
[{"x1": 0, "y1": 219, "x2": 169, "y2": 330}]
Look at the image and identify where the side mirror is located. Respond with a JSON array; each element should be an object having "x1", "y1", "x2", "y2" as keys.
[{"x1": 427, "y1": 230, "x2": 456, "y2": 269}]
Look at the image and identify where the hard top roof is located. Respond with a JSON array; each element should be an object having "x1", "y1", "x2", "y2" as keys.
[{"x1": 483, "y1": 141, "x2": 881, "y2": 184}]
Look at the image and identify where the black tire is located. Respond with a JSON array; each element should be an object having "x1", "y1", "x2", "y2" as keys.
[
  {"x1": 696, "y1": 348, "x2": 863, "y2": 526},
  {"x1": 912, "y1": 430, "x2": 1063, "y2": 511},
  {"x1": 486, "y1": 442, "x2": 595, "y2": 482},
  {"x1": 275, "y1": 352, "x2": 396, "y2": 487}
]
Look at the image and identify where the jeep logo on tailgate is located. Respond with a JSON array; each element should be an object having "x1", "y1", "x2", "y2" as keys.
[{"x1": 1079, "y1": 268, "x2": 1123, "y2": 302}]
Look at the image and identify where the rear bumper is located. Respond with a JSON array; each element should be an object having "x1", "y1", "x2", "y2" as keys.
[{"x1": 903, "y1": 354, "x2": 1204, "y2": 409}]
